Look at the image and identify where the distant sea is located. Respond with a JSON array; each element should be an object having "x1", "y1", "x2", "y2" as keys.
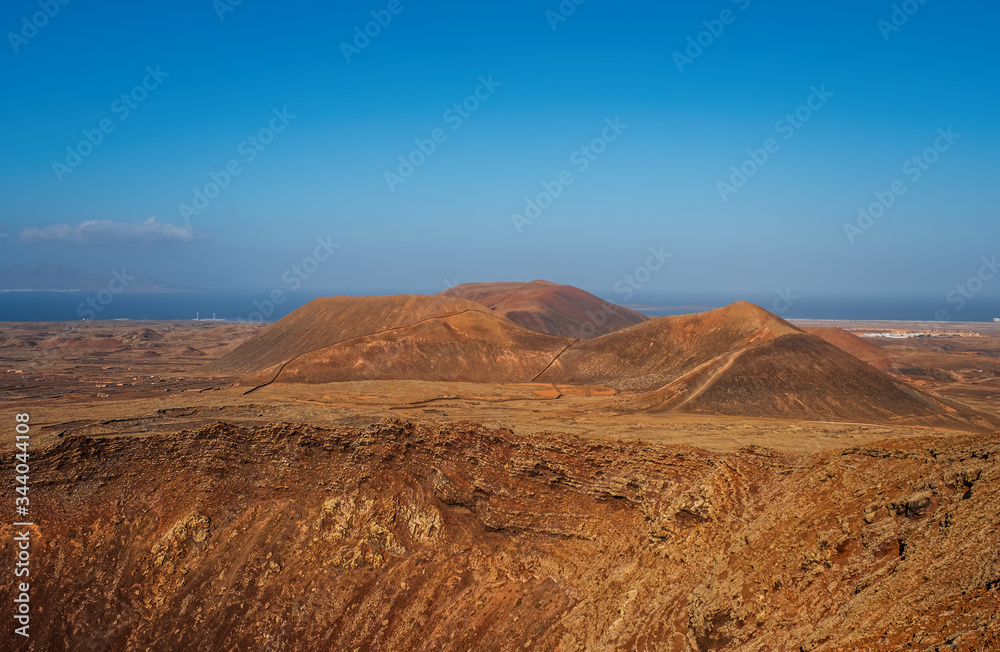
[
  {"x1": 0, "y1": 290, "x2": 997, "y2": 324},
  {"x1": 0, "y1": 291, "x2": 331, "y2": 323}
]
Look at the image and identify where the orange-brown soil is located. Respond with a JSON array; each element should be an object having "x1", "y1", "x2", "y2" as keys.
[
  {"x1": 239, "y1": 309, "x2": 572, "y2": 388},
  {"x1": 804, "y1": 326, "x2": 898, "y2": 372},
  {"x1": 440, "y1": 280, "x2": 648, "y2": 338},
  {"x1": 224, "y1": 297, "x2": 996, "y2": 430},
  {"x1": 2, "y1": 420, "x2": 997, "y2": 651},
  {"x1": 212, "y1": 294, "x2": 489, "y2": 375}
]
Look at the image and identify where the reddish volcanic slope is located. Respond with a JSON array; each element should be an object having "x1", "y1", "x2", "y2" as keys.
[
  {"x1": 219, "y1": 293, "x2": 994, "y2": 428},
  {"x1": 440, "y1": 280, "x2": 647, "y2": 338},
  {"x1": 211, "y1": 294, "x2": 492, "y2": 375},
  {"x1": 13, "y1": 421, "x2": 1000, "y2": 651},
  {"x1": 640, "y1": 333, "x2": 952, "y2": 422},
  {"x1": 805, "y1": 326, "x2": 898, "y2": 372},
  {"x1": 537, "y1": 303, "x2": 991, "y2": 427},
  {"x1": 536, "y1": 301, "x2": 801, "y2": 391},
  {"x1": 241, "y1": 310, "x2": 574, "y2": 386}
]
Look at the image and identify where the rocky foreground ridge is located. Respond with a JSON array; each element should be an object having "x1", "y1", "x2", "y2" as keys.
[{"x1": 3, "y1": 421, "x2": 999, "y2": 651}]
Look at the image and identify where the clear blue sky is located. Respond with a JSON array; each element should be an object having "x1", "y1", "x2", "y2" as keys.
[{"x1": 0, "y1": 0, "x2": 997, "y2": 305}]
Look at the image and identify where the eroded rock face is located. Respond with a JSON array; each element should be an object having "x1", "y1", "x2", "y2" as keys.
[{"x1": 3, "y1": 421, "x2": 998, "y2": 651}]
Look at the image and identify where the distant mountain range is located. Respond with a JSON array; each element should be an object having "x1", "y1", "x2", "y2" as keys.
[{"x1": 0, "y1": 264, "x2": 182, "y2": 292}]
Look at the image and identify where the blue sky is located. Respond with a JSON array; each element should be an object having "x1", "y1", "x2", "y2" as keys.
[{"x1": 0, "y1": 0, "x2": 997, "y2": 306}]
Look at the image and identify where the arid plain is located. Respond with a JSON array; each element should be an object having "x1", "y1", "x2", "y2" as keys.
[{"x1": 2, "y1": 281, "x2": 999, "y2": 651}]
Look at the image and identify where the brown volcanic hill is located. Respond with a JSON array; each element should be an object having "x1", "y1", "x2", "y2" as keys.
[
  {"x1": 538, "y1": 302, "x2": 993, "y2": 427},
  {"x1": 805, "y1": 326, "x2": 898, "y2": 372},
  {"x1": 242, "y1": 310, "x2": 574, "y2": 386},
  {"x1": 120, "y1": 327, "x2": 165, "y2": 347},
  {"x1": 14, "y1": 421, "x2": 1000, "y2": 651},
  {"x1": 211, "y1": 294, "x2": 491, "y2": 375},
  {"x1": 640, "y1": 334, "x2": 960, "y2": 423},
  {"x1": 536, "y1": 301, "x2": 801, "y2": 391},
  {"x1": 217, "y1": 294, "x2": 992, "y2": 427},
  {"x1": 440, "y1": 280, "x2": 647, "y2": 338},
  {"x1": 803, "y1": 328, "x2": 964, "y2": 383}
]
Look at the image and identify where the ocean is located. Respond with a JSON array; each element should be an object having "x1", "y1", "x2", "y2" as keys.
[
  {"x1": 0, "y1": 290, "x2": 997, "y2": 324},
  {"x1": 0, "y1": 290, "x2": 329, "y2": 323}
]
